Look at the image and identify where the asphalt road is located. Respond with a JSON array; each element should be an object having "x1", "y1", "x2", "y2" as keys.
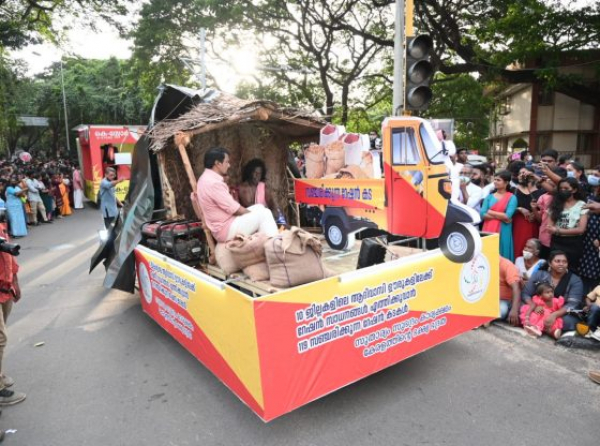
[{"x1": 2, "y1": 204, "x2": 599, "y2": 445}]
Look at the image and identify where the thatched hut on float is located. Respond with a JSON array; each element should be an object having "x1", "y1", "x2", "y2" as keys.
[{"x1": 146, "y1": 86, "x2": 326, "y2": 223}]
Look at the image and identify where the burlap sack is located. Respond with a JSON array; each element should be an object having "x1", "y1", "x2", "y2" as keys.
[
  {"x1": 265, "y1": 227, "x2": 325, "y2": 288},
  {"x1": 214, "y1": 233, "x2": 269, "y2": 275},
  {"x1": 360, "y1": 151, "x2": 374, "y2": 178},
  {"x1": 338, "y1": 164, "x2": 368, "y2": 179},
  {"x1": 243, "y1": 262, "x2": 270, "y2": 281},
  {"x1": 214, "y1": 243, "x2": 240, "y2": 275},
  {"x1": 325, "y1": 140, "x2": 345, "y2": 175},
  {"x1": 304, "y1": 144, "x2": 325, "y2": 179},
  {"x1": 226, "y1": 233, "x2": 269, "y2": 269}
]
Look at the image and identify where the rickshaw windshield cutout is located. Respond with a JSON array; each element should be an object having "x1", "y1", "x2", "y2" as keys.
[
  {"x1": 392, "y1": 127, "x2": 420, "y2": 165},
  {"x1": 420, "y1": 122, "x2": 445, "y2": 164}
]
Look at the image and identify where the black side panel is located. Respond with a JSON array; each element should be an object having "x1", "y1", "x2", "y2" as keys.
[
  {"x1": 445, "y1": 201, "x2": 474, "y2": 226},
  {"x1": 89, "y1": 134, "x2": 156, "y2": 292}
]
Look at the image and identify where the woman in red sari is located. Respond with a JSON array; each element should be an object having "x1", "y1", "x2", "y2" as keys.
[{"x1": 481, "y1": 170, "x2": 518, "y2": 261}]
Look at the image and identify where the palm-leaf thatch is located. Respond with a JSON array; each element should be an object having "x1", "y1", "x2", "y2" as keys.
[{"x1": 148, "y1": 90, "x2": 326, "y2": 221}]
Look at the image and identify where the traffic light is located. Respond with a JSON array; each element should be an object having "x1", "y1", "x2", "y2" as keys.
[{"x1": 405, "y1": 34, "x2": 434, "y2": 111}]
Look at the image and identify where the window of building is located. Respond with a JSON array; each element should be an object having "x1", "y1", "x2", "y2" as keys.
[
  {"x1": 536, "y1": 134, "x2": 551, "y2": 154},
  {"x1": 538, "y1": 89, "x2": 554, "y2": 106},
  {"x1": 577, "y1": 133, "x2": 593, "y2": 153},
  {"x1": 498, "y1": 98, "x2": 511, "y2": 115}
]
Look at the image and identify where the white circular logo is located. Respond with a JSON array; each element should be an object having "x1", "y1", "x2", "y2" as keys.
[
  {"x1": 460, "y1": 254, "x2": 490, "y2": 303},
  {"x1": 139, "y1": 263, "x2": 153, "y2": 304}
]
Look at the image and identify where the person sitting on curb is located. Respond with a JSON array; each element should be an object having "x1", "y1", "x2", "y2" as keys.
[
  {"x1": 521, "y1": 250, "x2": 584, "y2": 336},
  {"x1": 499, "y1": 256, "x2": 521, "y2": 326}
]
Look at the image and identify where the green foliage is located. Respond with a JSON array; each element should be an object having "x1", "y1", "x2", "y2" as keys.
[
  {"x1": 424, "y1": 74, "x2": 493, "y2": 154},
  {"x1": 130, "y1": 0, "x2": 391, "y2": 124},
  {"x1": 0, "y1": 0, "x2": 131, "y2": 51},
  {"x1": 0, "y1": 55, "x2": 151, "y2": 157}
]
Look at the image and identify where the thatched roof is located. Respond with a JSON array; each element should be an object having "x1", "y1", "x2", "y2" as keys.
[{"x1": 147, "y1": 88, "x2": 326, "y2": 152}]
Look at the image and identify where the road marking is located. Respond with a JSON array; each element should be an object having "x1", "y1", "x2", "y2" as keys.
[{"x1": 48, "y1": 244, "x2": 75, "y2": 251}]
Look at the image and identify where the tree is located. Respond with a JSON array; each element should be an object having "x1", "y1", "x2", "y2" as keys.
[
  {"x1": 130, "y1": 0, "x2": 392, "y2": 124},
  {"x1": 0, "y1": 0, "x2": 131, "y2": 50},
  {"x1": 337, "y1": 0, "x2": 600, "y2": 105},
  {"x1": 424, "y1": 74, "x2": 493, "y2": 154},
  {"x1": 0, "y1": 55, "x2": 151, "y2": 157}
]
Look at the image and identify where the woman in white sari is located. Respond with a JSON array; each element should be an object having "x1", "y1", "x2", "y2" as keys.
[{"x1": 514, "y1": 238, "x2": 546, "y2": 284}]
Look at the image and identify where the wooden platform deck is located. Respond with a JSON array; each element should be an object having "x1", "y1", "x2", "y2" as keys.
[{"x1": 196, "y1": 235, "x2": 425, "y2": 298}]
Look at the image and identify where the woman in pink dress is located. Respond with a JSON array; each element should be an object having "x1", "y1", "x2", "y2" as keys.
[
  {"x1": 238, "y1": 159, "x2": 286, "y2": 225},
  {"x1": 520, "y1": 282, "x2": 564, "y2": 339}
]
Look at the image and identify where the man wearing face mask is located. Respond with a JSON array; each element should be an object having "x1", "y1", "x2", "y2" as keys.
[{"x1": 459, "y1": 164, "x2": 482, "y2": 212}]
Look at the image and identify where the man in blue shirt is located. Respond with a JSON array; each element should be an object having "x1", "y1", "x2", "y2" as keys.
[{"x1": 99, "y1": 167, "x2": 124, "y2": 229}]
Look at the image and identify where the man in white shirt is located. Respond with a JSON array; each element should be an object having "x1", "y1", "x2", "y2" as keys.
[
  {"x1": 459, "y1": 164, "x2": 483, "y2": 212},
  {"x1": 25, "y1": 171, "x2": 50, "y2": 225}
]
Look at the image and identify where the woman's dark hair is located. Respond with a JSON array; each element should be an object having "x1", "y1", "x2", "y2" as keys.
[
  {"x1": 540, "y1": 149, "x2": 558, "y2": 161},
  {"x1": 535, "y1": 281, "x2": 554, "y2": 296},
  {"x1": 540, "y1": 250, "x2": 568, "y2": 270},
  {"x1": 549, "y1": 177, "x2": 586, "y2": 222},
  {"x1": 552, "y1": 167, "x2": 568, "y2": 179},
  {"x1": 0, "y1": 178, "x2": 6, "y2": 202},
  {"x1": 242, "y1": 158, "x2": 267, "y2": 183},
  {"x1": 494, "y1": 170, "x2": 512, "y2": 184},
  {"x1": 568, "y1": 161, "x2": 587, "y2": 183},
  {"x1": 508, "y1": 161, "x2": 526, "y2": 177},
  {"x1": 518, "y1": 165, "x2": 535, "y2": 184},
  {"x1": 558, "y1": 154, "x2": 571, "y2": 165},
  {"x1": 204, "y1": 147, "x2": 230, "y2": 169}
]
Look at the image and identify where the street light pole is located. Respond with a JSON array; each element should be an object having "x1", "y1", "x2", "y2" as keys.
[{"x1": 60, "y1": 57, "x2": 71, "y2": 157}]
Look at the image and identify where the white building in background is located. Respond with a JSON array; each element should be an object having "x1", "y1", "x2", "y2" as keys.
[{"x1": 488, "y1": 53, "x2": 599, "y2": 167}]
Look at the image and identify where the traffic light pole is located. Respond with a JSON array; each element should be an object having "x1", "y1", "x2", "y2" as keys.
[{"x1": 392, "y1": 0, "x2": 405, "y2": 116}]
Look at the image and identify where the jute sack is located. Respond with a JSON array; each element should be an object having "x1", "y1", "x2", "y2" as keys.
[
  {"x1": 265, "y1": 227, "x2": 325, "y2": 288},
  {"x1": 243, "y1": 262, "x2": 270, "y2": 281},
  {"x1": 338, "y1": 164, "x2": 368, "y2": 179},
  {"x1": 360, "y1": 151, "x2": 374, "y2": 178},
  {"x1": 304, "y1": 144, "x2": 326, "y2": 179},
  {"x1": 215, "y1": 233, "x2": 269, "y2": 275},
  {"x1": 325, "y1": 140, "x2": 345, "y2": 175},
  {"x1": 214, "y1": 244, "x2": 240, "y2": 275},
  {"x1": 226, "y1": 233, "x2": 269, "y2": 267}
]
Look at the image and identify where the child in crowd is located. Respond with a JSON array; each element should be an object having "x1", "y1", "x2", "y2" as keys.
[{"x1": 520, "y1": 282, "x2": 564, "y2": 339}]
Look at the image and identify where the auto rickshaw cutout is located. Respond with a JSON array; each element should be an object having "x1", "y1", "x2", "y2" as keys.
[{"x1": 295, "y1": 116, "x2": 482, "y2": 263}]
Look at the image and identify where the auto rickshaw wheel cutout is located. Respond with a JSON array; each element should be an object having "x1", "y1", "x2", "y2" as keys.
[
  {"x1": 324, "y1": 216, "x2": 355, "y2": 251},
  {"x1": 439, "y1": 222, "x2": 481, "y2": 263}
]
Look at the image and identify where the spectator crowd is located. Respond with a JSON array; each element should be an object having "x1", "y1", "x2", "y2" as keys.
[
  {"x1": 0, "y1": 158, "x2": 85, "y2": 239},
  {"x1": 450, "y1": 148, "x2": 600, "y2": 348}
]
